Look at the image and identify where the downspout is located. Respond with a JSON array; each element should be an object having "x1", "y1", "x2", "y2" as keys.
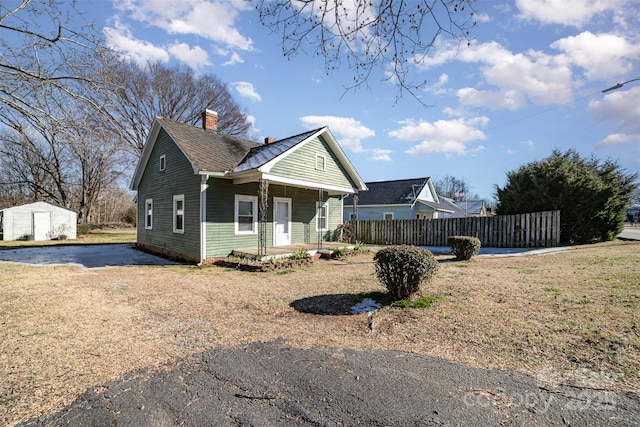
[{"x1": 198, "y1": 174, "x2": 209, "y2": 266}]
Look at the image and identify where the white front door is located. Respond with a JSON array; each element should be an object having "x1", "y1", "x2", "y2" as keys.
[
  {"x1": 33, "y1": 212, "x2": 51, "y2": 241},
  {"x1": 273, "y1": 197, "x2": 291, "y2": 246}
]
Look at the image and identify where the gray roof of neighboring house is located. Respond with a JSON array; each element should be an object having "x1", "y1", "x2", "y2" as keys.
[
  {"x1": 158, "y1": 118, "x2": 261, "y2": 173},
  {"x1": 234, "y1": 129, "x2": 321, "y2": 172},
  {"x1": 344, "y1": 177, "x2": 430, "y2": 205}
]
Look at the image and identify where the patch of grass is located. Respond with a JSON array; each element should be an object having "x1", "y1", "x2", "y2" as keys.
[
  {"x1": 0, "y1": 228, "x2": 136, "y2": 249},
  {"x1": 359, "y1": 290, "x2": 396, "y2": 307},
  {"x1": 359, "y1": 291, "x2": 441, "y2": 309},
  {"x1": 392, "y1": 296, "x2": 441, "y2": 308},
  {"x1": 545, "y1": 287, "x2": 560, "y2": 296}
]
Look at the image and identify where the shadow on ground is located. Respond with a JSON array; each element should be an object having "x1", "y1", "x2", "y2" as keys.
[
  {"x1": 290, "y1": 294, "x2": 363, "y2": 315},
  {"x1": 19, "y1": 340, "x2": 640, "y2": 427}
]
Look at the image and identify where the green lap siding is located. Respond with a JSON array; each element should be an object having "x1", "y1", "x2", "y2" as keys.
[
  {"x1": 204, "y1": 180, "x2": 344, "y2": 258},
  {"x1": 137, "y1": 129, "x2": 201, "y2": 261},
  {"x1": 269, "y1": 135, "x2": 356, "y2": 189}
]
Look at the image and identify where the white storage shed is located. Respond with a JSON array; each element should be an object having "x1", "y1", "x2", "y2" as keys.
[{"x1": 0, "y1": 202, "x2": 77, "y2": 241}]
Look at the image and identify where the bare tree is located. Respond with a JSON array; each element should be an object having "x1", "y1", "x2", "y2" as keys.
[
  {"x1": 100, "y1": 59, "x2": 254, "y2": 154},
  {"x1": 0, "y1": 1, "x2": 253, "y2": 223},
  {"x1": 0, "y1": 61, "x2": 128, "y2": 221},
  {"x1": 0, "y1": 0, "x2": 102, "y2": 124},
  {"x1": 434, "y1": 175, "x2": 470, "y2": 199},
  {"x1": 253, "y1": 0, "x2": 477, "y2": 101},
  {"x1": 64, "y1": 108, "x2": 128, "y2": 222},
  {"x1": 0, "y1": 116, "x2": 71, "y2": 208}
]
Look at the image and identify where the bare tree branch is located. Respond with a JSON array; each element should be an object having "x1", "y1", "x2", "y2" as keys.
[
  {"x1": 253, "y1": 0, "x2": 477, "y2": 103},
  {"x1": 97, "y1": 58, "x2": 254, "y2": 155}
]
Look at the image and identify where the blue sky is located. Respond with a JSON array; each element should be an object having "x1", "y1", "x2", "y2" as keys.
[{"x1": 80, "y1": 0, "x2": 639, "y2": 201}]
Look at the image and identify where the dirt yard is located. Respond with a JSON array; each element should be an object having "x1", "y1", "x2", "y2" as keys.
[{"x1": 1, "y1": 239, "x2": 639, "y2": 425}]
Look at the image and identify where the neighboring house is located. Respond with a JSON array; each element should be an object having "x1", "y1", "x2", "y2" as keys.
[
  {"x1": 439, "y1": 197, "x2": 488, "y2": 218},
  {"x1": 627, "y1": 205, "x2": 639, "y2": 224},
  {"x1": 0, "y1": 201, "x2": 77, "y2": 241},
  {"x1": 343, "y1": 177, "x2": 453, "y2": 221},
  {"x1": 130, "y1": 110, "x2": 367, "y2": 263}
]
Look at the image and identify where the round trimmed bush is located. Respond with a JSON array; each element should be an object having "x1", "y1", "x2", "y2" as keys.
[
  {"x1": 448, "y1": 236, "x2": 481, "y2": 260},
  {"x1": 373, "y1": 246, "x2": 439, "y2": 300}
]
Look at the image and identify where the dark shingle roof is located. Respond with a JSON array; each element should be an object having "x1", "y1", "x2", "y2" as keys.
[
  {"x1": 344, "y1": 177, "x2": 430, "y2": 205},
  {"x1": 158, "y1": 118, "x2": 261, "y2": 173}
]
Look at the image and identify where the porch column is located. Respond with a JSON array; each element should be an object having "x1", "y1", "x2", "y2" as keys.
[
  {"x1": 317, "y1": 189, "x2": 324, "y2": 250},
  {"x1": 199, "y1": 175, "x2": 208, "y2": 264},
  {"x1": 258, "y1": 179, "x2": 269, "y2": 257},
  {"x1": 353, "y1": 194, "x2": 358, "y2": 243}
]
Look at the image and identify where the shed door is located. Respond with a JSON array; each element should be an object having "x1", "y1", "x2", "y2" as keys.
[
  {"x1": 273, "y1": 198, "x2": 291, "y2": 247},
  {"x1": 33, "y1": 212, "x2": 51, "y2": 241}
]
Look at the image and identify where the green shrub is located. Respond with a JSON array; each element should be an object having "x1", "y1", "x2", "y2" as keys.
[
  {"x1": 77, "y1": 223, "x2": 90, "y2": 236},
  {"x1": 353, "y1": 241, "x2": 366, "y2": 251},
  {"x1": 448, "y1": 236, "x2": 481, "y2": 260},
  {"x1": 289, "y1": 248, "x2": 310, "y2": 260},
  {"x1": 331, "y1": 247, "x2": 348, "y2": 259},
  {"x1": 373, "y1": 246, "x2": 439, "y2": 300}
]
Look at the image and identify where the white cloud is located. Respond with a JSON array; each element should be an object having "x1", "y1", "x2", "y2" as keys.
[
  {"x1": 245, "y1": 114, "x2": 256, "y2": 128},
  {"x1": 589, "y1": 86, "x2": 640, "y2": 148},
  {"x1": 424, "y1": 73, "x2": 449, "y2": 95},
  {"x1": 300, "y1": 116, "x2": 375, "y2": 152},
  {"x1": 417, "y1": 40, "x2": 574, "y2": 108},
  {"x1": 222, "y1": 52, "x2": 244, "y2": 66},
  {"x1": 457, "y1": 87, "x2": 527, "y2": 110},
  {"x1": 521, "y1": 140, "x2": 535, "y2": 150},
  {"x1": 168, "y1": 42, "x2": 210, "y2": 70},
  {"x1": 551, "y1": 32, "x2": 640, "y2": 81},
  {"x1": 389, "y1": 116, "x2": 488, "y2": 157},
  {"x1": 113, "y1": 0, "x2": 253, "y2": 51},
  {"x1": 596, "y1": 133, "x2": 636, "y2": 148},
  {"x1": 515, "y1": 0, "x2": 625, "y2": 27},
  {"x1": 104, "y1": 20, "x2": 170, "y2": 65},
  {"x1": 369, "y1": 149, "x2": 392, "y2": 162},
  {"x1": 232, "y1": 82, "x2": 261, "y2": 102}
]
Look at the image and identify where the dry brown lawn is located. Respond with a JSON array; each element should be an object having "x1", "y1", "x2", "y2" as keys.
[{"x1": 1, "y1": 239, "x2": 639, "y2": 425}]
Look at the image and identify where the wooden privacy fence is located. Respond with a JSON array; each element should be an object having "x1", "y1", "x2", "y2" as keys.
[{"x1": 351, "y1": 210, "x2": 560, "y2": 248}]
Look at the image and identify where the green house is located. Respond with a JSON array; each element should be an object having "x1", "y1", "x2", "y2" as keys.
[{"x1": 130, "y1": 110, "x2": 367, "y2": 263}]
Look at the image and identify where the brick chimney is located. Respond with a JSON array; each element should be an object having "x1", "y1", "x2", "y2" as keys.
[
  {"x1": 202, "y1": 109, "x2": 218, "y2": 131},
  {"x1": 264, "y1": 137, "x2": 276, "y2": 144}
]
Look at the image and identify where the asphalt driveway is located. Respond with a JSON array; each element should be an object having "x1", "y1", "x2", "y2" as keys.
[
  {"x1": 0, "y1": 243, "x2": 179, "y2": 268},
  {"x1": 19, "y1": 341, "x2": 640, "y2": 426}
]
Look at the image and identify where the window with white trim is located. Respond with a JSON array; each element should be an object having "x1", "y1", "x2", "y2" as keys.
[
  {"x1": 316, "y1": 201, "x2": 328, "y2": 231},
  {"x1": 315, "y1": 153, "x2": 326, "y2": 171},
  {"x1": 235, "y1": 195, "x2": 258, "y2": 234},
  {"x1": 145, "y1": 199, "x2": 153, "y2": 230},
  {"x1": 173, "y1": 195, "x2": 184, "y2": 233},
  {"x1": 159, "y1": 155, "x2": 166, "y2": 171},
  {"x1": 383, "y1": 212, "x2": 394, "y2": 221}
]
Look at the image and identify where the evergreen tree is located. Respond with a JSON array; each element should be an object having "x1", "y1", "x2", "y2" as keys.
[{"x1": 495, "y1": 149, "x2": 637, "y2": 244}]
